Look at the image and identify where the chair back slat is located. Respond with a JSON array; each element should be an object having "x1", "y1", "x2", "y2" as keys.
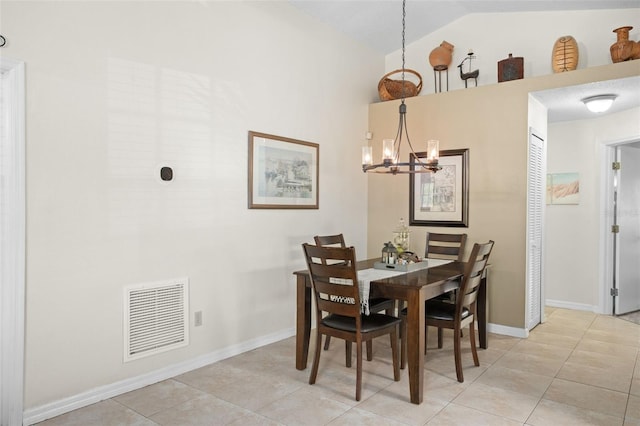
[
  {"x1": 314, "y1": 234, "x2": 346, "y2": 248},
  {"x1": 426, "y1": 232, "x2": 468, "y2": 261},
  {"x1": 314, "y1": 234, "x2": 347, "y2": 265},
  {"x1": 302, "y1": 243, "x2": 362, "y2": 321},
  {"x1": 317, "y1": 298, "x2": 357, "y2": 316}
]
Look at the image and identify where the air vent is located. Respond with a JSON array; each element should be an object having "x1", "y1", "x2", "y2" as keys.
[{"x1": 124, "y1": 278, "x2": 189, "y2": 362}]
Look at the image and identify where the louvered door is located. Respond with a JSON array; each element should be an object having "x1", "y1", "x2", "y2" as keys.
[{"x1": 526, "y1": 131, "x2": 545, "y2": 330}]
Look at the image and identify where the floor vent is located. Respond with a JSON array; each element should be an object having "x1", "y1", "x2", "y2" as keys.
[{"x1": 124, "y1": 278, "x2": 189, "y2": 362}]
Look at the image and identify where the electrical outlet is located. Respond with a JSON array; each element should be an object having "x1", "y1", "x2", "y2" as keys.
[{"x1": 194, "y1": 311, "x2": 203, "y2": 327}]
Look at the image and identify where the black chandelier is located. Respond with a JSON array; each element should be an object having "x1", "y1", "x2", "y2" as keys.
[{"x1": 362, "y1": 0, "x2": 441, "y2": 175}]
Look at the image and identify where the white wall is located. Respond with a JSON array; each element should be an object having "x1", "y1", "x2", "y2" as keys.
[
  {"x1": 1, "y1": 0, "x2": 383, "y2": 413},
  {"x1": 545, "y1": 107, "x2": 640, "y2": 310},
  {"x1": 387, "y1": 9, "x2": 639, "y2": 94}
]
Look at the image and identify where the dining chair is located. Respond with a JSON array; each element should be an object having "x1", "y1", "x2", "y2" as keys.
[
  {"x1": 400, "y1": 240, "x2": 494, "y2": 382},
  {"x1": 314, "y1": 234, "x2": 396, "y2": 357},
  {"x1": 425, "y1": 232, "x2": 468, "y2": 343},
  {"x1": 301, "y1": 243, "x2": 401, "y2": 401}
]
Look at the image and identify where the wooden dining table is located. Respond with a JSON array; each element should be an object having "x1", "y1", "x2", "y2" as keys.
[{"x1": 293, "y1": 258, "x2": 489, "y2": 404}]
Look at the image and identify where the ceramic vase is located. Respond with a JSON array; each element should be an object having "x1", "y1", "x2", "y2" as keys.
[
  {"x1": 429, "y1": 41, "x2": 454, "y2": 70},
  {"x1": 552, "y1": 36, "x2": 578, "y2": 72}
]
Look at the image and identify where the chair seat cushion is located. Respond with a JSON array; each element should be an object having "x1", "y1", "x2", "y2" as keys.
[
  {"x1": 400, "y1": 301, "x2": 470, "y2": 321},
  {"x1": 322, "y1": 313, "x2": 401, "y2": 333},
  {"x1": 424, "y1": 300, "x2": 470, "y2": 321}
]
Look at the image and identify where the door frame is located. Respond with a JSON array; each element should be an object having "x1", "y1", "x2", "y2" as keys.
[
  {"x1": 599, "y1": 136, "x2": 640, "y2": 315},
  {"x1": 0, "y1": 56, "x2": 26, "y2": 425}
]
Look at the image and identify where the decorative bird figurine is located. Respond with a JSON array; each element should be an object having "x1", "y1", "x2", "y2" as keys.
[{"x1": 458, "y1": 50, "x2": 479, "y2": 88}]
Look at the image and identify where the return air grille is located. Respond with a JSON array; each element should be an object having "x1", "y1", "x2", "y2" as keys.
[{"x1": 124, "y1": 278, "x2": 189, "y2": 362}]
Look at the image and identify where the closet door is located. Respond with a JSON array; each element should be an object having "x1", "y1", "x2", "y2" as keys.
[{"x1": 526, "y1": 130, "x2": 545, "y2": 330}]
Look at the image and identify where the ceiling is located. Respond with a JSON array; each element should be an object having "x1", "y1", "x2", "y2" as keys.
[
  {"x1": 289, "y1": 0, "x2": 640, "y2": 123},
  {"x1": 532, "y1": 76, "x2": 640, "y2": 123},
  {"x1": 289, "y1": 1, "x2": 639, "y2": 56}
]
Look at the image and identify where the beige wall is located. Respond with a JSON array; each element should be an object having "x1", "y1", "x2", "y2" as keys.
[{"x1": 367, "y1": 61, "x2": 640, "y2": 331}]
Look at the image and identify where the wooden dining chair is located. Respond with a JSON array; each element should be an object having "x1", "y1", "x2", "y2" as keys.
[
  {"x1": 425, "y1": 232, "x2": 467, "y2": 261},
  {"x1": 425, "y1": 232, "x2": 468, "y2": 343},
  {"x1": 400, "y1": 240, "x2": 494, "y2": 382},
  {"x1": 314, "y1": 234, "x2": 396, "y2": 356},
  {"x1": 302, "y1": 243, "x2": 401, "y2": 401}
]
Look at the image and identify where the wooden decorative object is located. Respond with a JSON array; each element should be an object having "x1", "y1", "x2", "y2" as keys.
[
  {"x1": 377, "y1": 69, "x2": 423, "y2": 101},
  {"x1": 552, "y1": 36, "x2": 578, "y2": 73},
  {"x1": 610, "y1": 26, "x2": 640, "y2": 62},
  {"x1": 497, "y1": 53, "x2": 523, "y2": 82}
]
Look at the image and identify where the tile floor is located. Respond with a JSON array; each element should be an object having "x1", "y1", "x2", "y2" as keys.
[{"x1": 37, "y1": 307, "x2": 640, "y2": 425}]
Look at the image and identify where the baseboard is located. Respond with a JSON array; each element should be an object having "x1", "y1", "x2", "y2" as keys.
[
  {"x1": 487, "y1": 322, "x2": 529, "y2": 339},
  {"x1": 545, "y1": 299, "x2": 599, "y2": 313},
  {"x1": 23, "y1": 328, "x2": 294, "y2": 426}
]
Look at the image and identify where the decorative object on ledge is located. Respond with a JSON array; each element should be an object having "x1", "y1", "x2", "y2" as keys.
[
  {"x1": 610, "y1": 26, "x2": 640, "y2": 62},
  {"x1": 409, "y1": 148, "x2": 469, "y2": 227},
  {"x1": 457, "y1": 50, "x2": 478, "y2": 88},
  {"x1": 429, "y1": 40, "x2": 454, "y2": 92},
  {"x1": 582, "y1": 94, "x2": 617, "y2": 113},
  {"x1": 248, "y1": 131, "x2": 318, "y2": 209},
  {"x1": 498, "y1": 53, "x2": 523, "y2": 82},
  {"x1": 378, "y1": 69, "x2": 423, "y2": 101},
  {"x1": 552, "y1": 36, "x2": 578, "y2": 72},
  {"x1": 363, "y1": 0, "x2": 441, "y2": 175}
]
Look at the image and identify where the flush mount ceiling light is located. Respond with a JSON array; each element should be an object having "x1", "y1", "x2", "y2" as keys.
[
  {"x1": 362, "y1": 0, "x2": 441, "y2": 175},
  {"x1": 582, "y1": 94, "x2": 617, "y2": 113}
]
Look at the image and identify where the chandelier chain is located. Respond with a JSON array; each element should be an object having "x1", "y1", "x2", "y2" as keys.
[{"x1": 401, "y1": 0, "x2": 406, "y2": 101}]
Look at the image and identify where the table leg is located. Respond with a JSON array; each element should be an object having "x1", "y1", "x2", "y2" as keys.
[
  {"x1": 406, "y1": 288, "x2": 426, "y2": 404},
  {"x1": 295, "y1": 275, "x2": 312, "y2": 370},
  {"x1": 477, "y1": 273, "x2": 488, "y2": 349}
]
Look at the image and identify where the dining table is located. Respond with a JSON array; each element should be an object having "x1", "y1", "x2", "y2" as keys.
[{"x1": 293, "y1": 258, "x2": 489, "y2": 404}]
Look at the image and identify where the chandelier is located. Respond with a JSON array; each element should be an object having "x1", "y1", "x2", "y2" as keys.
[{"x1": 362, "y1": 0, "x2": 441, "y2": 175}]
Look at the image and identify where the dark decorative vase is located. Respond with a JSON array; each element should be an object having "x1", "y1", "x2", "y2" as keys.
[{"x1": 610, "y1": 26, "x2": 635, "y2": 63}]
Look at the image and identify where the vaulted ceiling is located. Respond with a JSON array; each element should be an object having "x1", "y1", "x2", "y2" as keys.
[{"x1": 289, "y1": 0, "x2": 638, "y2": 55}]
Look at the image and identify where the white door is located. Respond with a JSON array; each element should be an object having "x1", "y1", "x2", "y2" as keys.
[
  {"x1": 526, "y1": 130, "x2": 545, "y2": 330},
  {"x1": 615, "y1": 144, "x2": 640, "y2": 315}
]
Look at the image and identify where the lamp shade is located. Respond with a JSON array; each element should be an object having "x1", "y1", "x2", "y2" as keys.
[{"x1": 582, "y1": 94, "x2": 617, "y2": 113}]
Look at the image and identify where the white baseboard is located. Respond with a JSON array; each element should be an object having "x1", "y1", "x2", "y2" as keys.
[
  {"x1": 546, "y1": 299, "x2": 599, "y2": 313},
  {"x1": 487, "y1": 322, "x2": 529, "y2": 339},
  {"x1": 23, "y1": 328, "x2": 295, "y2": 426}
]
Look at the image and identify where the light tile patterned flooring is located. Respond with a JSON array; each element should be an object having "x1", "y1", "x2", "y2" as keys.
[{"x1": 37, "y1": 307, "x2": 640, "y2": 425}]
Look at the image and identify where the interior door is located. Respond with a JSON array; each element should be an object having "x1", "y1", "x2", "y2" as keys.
[
  {"x1": 615, "y1": 144, "x2": 640, "y2": 315},
  {"x1": 526, "y1": 130, "x2": 545, "y2": 330}
]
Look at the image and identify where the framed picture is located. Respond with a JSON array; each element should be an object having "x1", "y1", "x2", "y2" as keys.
[
  {"x1": 248, "y1": 131, "x2": 319, "y2": 209},
  {"x1": 546, "y1": 172, "x2": 579, "y2": 205},
  {"x1": 409, "y1": 148, "x2": 469, "y2": 227}
]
